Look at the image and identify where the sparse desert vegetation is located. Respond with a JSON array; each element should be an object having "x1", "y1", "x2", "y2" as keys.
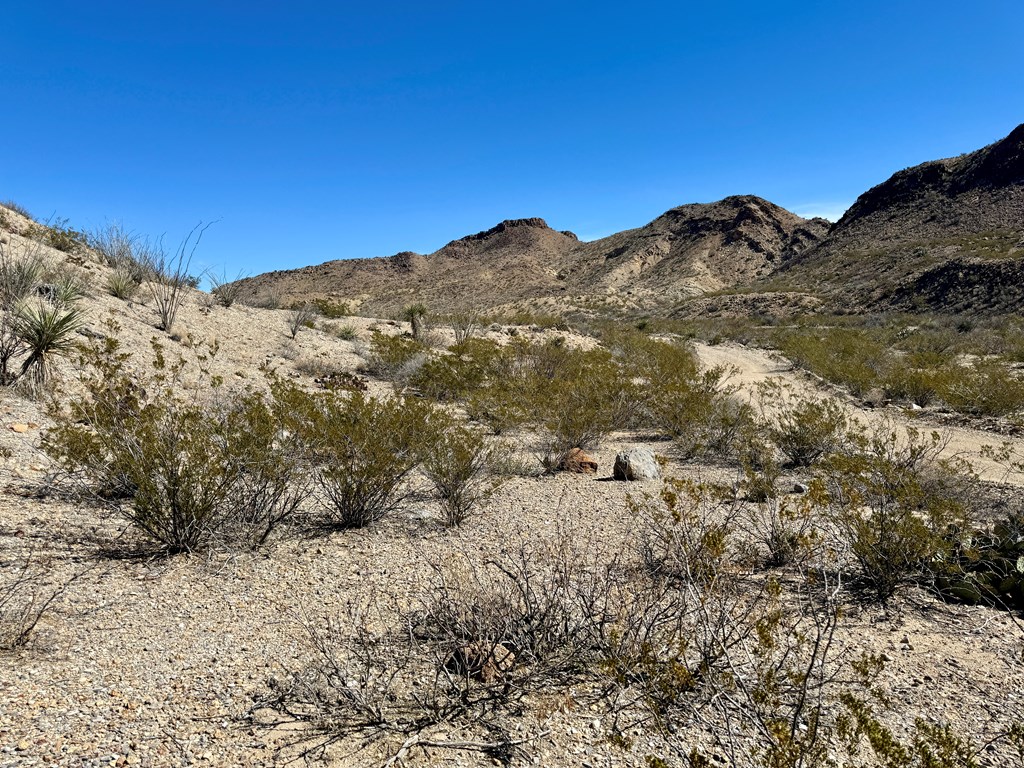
[{"x1": 3, "y1": 142, "x2": 1024, "y2": 768}]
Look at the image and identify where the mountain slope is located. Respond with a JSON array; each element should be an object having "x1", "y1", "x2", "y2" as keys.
[
  {"x1": 235, "y1": 196, "x2": 827, "y2": 316},
  {"x1": 781, "y1": 123, "x2": 1024, "y2": 311}
]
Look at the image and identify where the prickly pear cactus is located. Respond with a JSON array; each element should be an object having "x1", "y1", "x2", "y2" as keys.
[{"x1": 936, "y1": 513, "x2": 1024, "y2": 609}]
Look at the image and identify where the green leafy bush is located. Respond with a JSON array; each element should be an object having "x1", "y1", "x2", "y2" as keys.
[
  {"x1": 45, "y1": 337, "x2": 309, "y2": 552},
  {"x1": 821, "y1": 425, "x2": 972, "y2": 600},
  {"x1": 281, "y1": 387, "x2": 437, "y2": 529},
  {"x1": 421, "y1": 417, "x2": 504, "y2": 526}
]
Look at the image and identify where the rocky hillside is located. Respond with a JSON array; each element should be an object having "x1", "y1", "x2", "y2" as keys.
[
  {"x1": 780, "y1": 123, "x2": 1024, "y2": 312},
  {"x1": 234, "y1": 196, "x2": 828, "y2": 316},
  {"x1": 202, "y1": 122, "x2": 1024, "y2": 318}
]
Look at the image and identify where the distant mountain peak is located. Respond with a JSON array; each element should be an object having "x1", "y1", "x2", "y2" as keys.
[{"x1": 458, "y1": 218, "x2": 554, "y2": 243}]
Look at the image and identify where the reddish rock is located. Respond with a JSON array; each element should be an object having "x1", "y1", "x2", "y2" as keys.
[{"x1": 561, "y1": 448, "x2": 598, "y2": 474}]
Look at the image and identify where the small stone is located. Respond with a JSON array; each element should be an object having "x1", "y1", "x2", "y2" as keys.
[{"x1": 9, "y1": 423, "x2": 29, "y2": 433}]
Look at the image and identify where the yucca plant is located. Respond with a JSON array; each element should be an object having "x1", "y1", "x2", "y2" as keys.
[
  {"x1": 0, "y1": 315, "x2": 24, "y2": 384},
  {"x1": 12, "y1": 301, "x2": 85, "y2": 389}
]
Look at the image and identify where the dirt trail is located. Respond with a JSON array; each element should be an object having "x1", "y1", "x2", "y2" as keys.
[{"x1": 693, "y1": 342, "x2": 1024, "y2": 485}]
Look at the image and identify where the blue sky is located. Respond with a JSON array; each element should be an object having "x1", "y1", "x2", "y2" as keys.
[{"x1": 2, "y1": 1, "x2": 1022, "y2": 278}]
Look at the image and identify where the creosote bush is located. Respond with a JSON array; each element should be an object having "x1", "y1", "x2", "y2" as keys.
[
  {"x1": 421, "y1": 418, "x2": 504, "y2": 526},
  {"x1": 278, "y1": 386, "x2": 438, "y2": 529},
  {"x1": 821, "y1": 424, "x2": 972, "y2": 600},
  {"x1": 45, "y1": 334, "x2": 310, "y2": 552},
  {"x1": 757, "y1": 382, "x2": 849, "y2": 468},
  {"x1": 362, "y1": 330, "x2": 427, "y2": 381}
]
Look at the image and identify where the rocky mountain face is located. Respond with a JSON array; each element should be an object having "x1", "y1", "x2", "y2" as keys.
[
  {"x1": 782, "y1": 123, "x2": 1024, "y2": 313},
  {"x1": 235, "y1": 196, "x2": 828, "y2": 316},
  {"x1": 237, "y1": 123, "x2": 1024, "y2": 318}
]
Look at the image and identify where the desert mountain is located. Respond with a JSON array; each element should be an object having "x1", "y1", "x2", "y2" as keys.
[
  {"x1": 234, "y1": 196, "x2": 828, "y2": 316},
  {"x1": 238, "y1": 123, "x2": 1024, "y2": 318},
  {"x1": 780, "y1": 123, "x2": 1024, "y2": 313}
]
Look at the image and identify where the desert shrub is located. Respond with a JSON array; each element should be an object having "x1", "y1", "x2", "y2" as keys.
[
  {"x1": 447, "y1": 311, "x2": 482, "y2": 344},
  {"x1": 938, "y1": 359, "x2": 1024, "y2": 417},
  {"x1": 648, "y1": 369, "x2": 747, "y2": 459},
  {"x1": 307, "y1": 297, "x2": 351, "y2": 318},
  {"x1": 618, "y1": 335, "x2": 747, "y2": 458},
  {"x1": 882, "y1": 357, "x2": 951, "y2": 407},
  {"x1": 287, "y1": 303, "x2": 317, "y2": 339},
  {"x1": 504, "y1": 342, "x2": 637, "y2": 464},
  {"x1": 0, "y1": 555, "x2": 68, "y2": 650},
  {"x1": 422, "y1": 418, "x2": 505, "y2": 526},
  {"x1": 0, "y1": 200, "x2": 33, "y2": 220},
  {"x1": 821, "y1": 425, "x2": 972, "y2": 600},
  {"x1": 267, "y1": 535, "x2": 623, "y2": 759},
  {"x1": 740, "y1": 480, "x2": 826, "y2": 568},
  {"x1": 408, "y1": 339, "x2": 503, "y2": 401},
  {"x1": 630, "y1": 477, "x2": 737, "y2": 585},
  {"x1": 282, "y1": 387, "x2": 437, "y2": 529},
  {"x1": 487, "y1": 441, "x2": 545, "y2": 477},
  {"x1": 25, "y1": 217, "x2": 88, "y2": 254},
  {"x1": 606, "y1": 508, "x2": 848, "y2": 768},
  {"x1": 777, "y1": 328, "x2": 889, "y2": 397},
  {"x1": 245, "y1": 289, "x2": 283, "y2": 309},
  {"x1": 105, "y1": 265, "x2": 141, "y2": 300},
  {"x1": 209, "y1": 269, "x2": 247, "y2": 307},
  {"x1": 362, "y1": 330, "x2": 427, "y2": 379},
  {"x1": 44, "y1": 337, "x2": 309, "y2": 552},
  {"x1": 838, "y1": 687, "x2": 1000, "y2": 768},
  {"x1": 759, "y1": 384, "x2": 850, "y2": 467},
  {"x1": 49, "y1": 270, "x2": 91, "y2": 306}
]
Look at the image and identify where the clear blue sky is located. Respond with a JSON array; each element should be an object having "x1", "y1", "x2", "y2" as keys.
[{"x1": 2, "y1": 1, "x2": 1022, "y2": 279}]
